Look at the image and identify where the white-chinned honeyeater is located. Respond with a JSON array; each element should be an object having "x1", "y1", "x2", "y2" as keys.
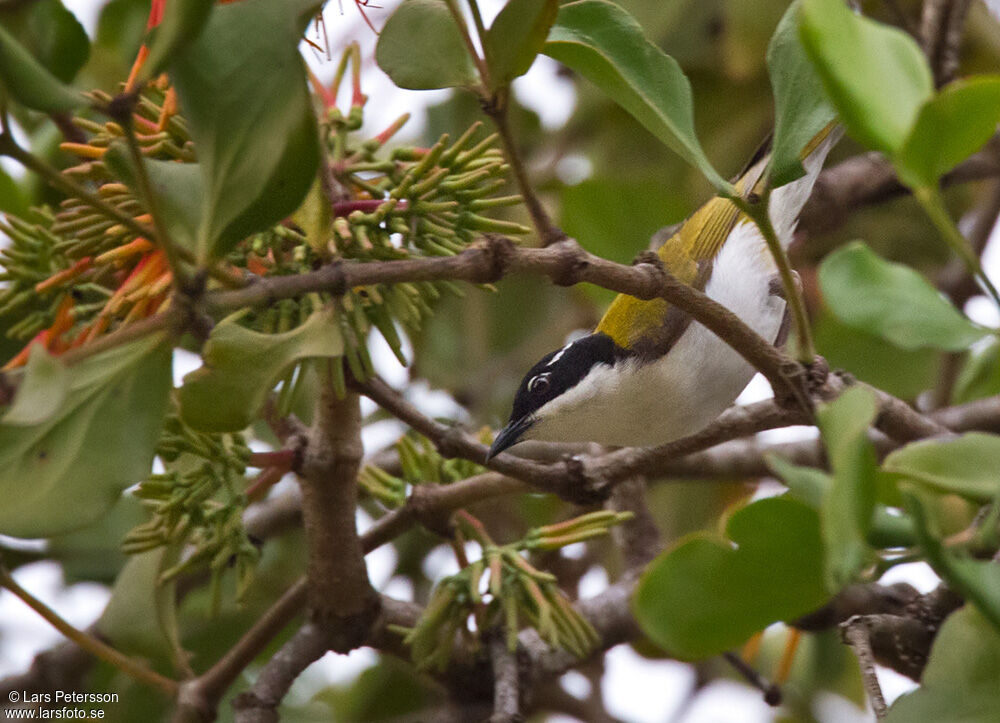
[{"x1": 488, "y1": 128, "x2": 840, "y2": 460}]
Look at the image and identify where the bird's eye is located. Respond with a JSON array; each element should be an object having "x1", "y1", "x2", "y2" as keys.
[{"x1": 528, "y1": 373, "x2": 550, "y2": 394}]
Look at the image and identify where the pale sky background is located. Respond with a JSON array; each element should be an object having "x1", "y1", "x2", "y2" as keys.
[{"x1": 2, "y1": 1, "x2": 999, "y2": 721}]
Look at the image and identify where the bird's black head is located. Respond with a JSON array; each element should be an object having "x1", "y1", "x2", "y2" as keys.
[{"x1": 487, "y1": 333, "x2": 626, "y2": 460}]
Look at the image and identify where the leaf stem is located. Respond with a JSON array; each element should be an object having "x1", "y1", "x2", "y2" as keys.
[
  {"x1": 732, "y1": 193, "x2": 815, "y2": 363},
  {"x1": 442, "y1": 0, "x2": 491, "y2": 90},
  {"x1": 487, "y1": 103, "x2": 566, "y2": 246},
  {"x1": 118, "y1": 103, "x2": 191, "y2": 290},
  {"x1": 914, "y1": 185, "x2": 1000, "y2": 308},
  {"x1": 0, "y1": 564, "x2": 178, "y2": 696},
  {"x1": 466, "y1": 0, "x2": 489, "y2": 55},
  {"x1": 0, "y1": 132, "x2": 153, "y2": 241}
]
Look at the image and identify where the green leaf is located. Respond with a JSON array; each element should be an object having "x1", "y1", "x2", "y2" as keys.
[
  {"x1": 167, "y1": 0, "x2": 321, "y2": 261},
  {"x1": 954, "y1": 339, "x2": 1000, "y2": 404},
  {"x1": 375, "y1": 0, "x2": 479, "y2": 90},
  {"x1": 884, "y1": 433, "x2": 1000, "y2": 502},
  {"x1": 484, "y1": 0, "x2": 559, "y2": 89},
  {"x1": 178, "y1": 308, "x2": 343, "y2": 432},
  {"x1": 798, "y1": 0, "x2": 933, "y2": 154},
  {"x1": 47, "y1": 494, "x2": 146, "y2": 584},
  {"x1": 0, "y1": 0, "x2": 90, "y2": 82},
  {"x1": 819, "y1": 242, "x2": 988, "y2": 351},
  {"x1": 885, "y1": 606, "x2": 1000, "y2": 722},
  {"x1": 141, "y1": 0, "x2": 213, "y2": 81},
  {"x1": 2, "y1": 346, "x2": 68, "y2": 426},
  {"x1": 896, "y1": 76, "x2": 1000, "y2": 188},
  {"x1": 0, "y1": 335, "x2": 172, "y2": 538},
  {"x1": 543, "y1": 0, "x2": 728, "y2": 191},
  {"x1": 816, "y1": 387, "x2": 878, "y2": 590},
  {"x1": 905, "y1": 491, "x2": 1000, "y2": 631},
  {"x1": 98, "y1": 547, "x2": 183, "y2": 661},
  {"x1": 814, "y1": 307, "x2": 940, "y2": 400},
  {"x1": 0, "y1": 24, "x2": 85, "y2": 113},
  {"x1": 633, "y1": 496, "x2": 829, "y2": 660},
  {"x1": 0, "y1": 166, "x2": 28, "y2": 217},
  {"x1": 104, "y1": 143, "x2": 203, "y2": 255},
  {"x1": 767, "y1": 454, "x2": 916, "y2": 549},
  {"x1": 766, "y1": 0, "x2": 836, "y2": 187}
]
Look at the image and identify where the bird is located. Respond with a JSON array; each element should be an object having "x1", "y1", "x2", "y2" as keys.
[{"x1": 487, "y1": 128, "x2": 840, "y2": 460}]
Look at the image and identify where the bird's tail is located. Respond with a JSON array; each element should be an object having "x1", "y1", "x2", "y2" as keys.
[{"x1": 768, "y1": 123, "x2": 843, "y2": 246}]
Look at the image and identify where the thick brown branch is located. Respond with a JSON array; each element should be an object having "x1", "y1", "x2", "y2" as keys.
[{"x1": 298, "y1": 388, "x2": 380, "y2": 646}]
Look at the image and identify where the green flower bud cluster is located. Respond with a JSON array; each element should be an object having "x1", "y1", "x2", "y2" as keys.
[
  {"x1": 400, "y1": 510, "x2": 632, "y2": 670},
  {"x1": 358, "y1": 432, "x2": 487, "y2": 507},
  {"x1": 0, "y1": 86, "x2": 188, "y2": 341},
  {"x1": 123, "y1": 412, "x2": 258, "y2": 609},
  {"x1": 240, "y1": 112, "x2": 528, "y2": 389}
]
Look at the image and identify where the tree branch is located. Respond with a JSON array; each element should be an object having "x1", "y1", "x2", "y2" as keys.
[
  {"x1": 798, "y1": 141, "x2": 1000, "y2": 237},
  {"x1": 842, "y1": 616, "x2": 889, "y2": 719},
  {"x1": 488, "y1": 636, "x2": 523, "y2": 723},
  {"x1": 920, "y1": 0, "x2": 973, "y2": 86},
  {"x1": 209, "y1": 236, "x2": 810, "y2": 408},
  {"x1": 230, "y1": 622, "x2": 331, "y2": 723},
  {"x1": 298, "y1": 387, "x2": 380, "y2": 646}
]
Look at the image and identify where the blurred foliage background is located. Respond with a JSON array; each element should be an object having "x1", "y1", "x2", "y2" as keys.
[{"x1": 1, "y1": 0, "x2": 999, "y2": 721}]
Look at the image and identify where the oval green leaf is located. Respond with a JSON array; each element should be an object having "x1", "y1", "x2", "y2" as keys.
[
  {"x1": 543, "y1": 0, "x2": 728, "y2": 192},
  {"x1": 2, "y1": 346, "x2": 68, "y2": 426},
  {"x1": 953, "y1": 338, "x2": 1000, "y2": 404},
  {"x1": 896, "y1": 76, "x2": 1000, "y2": 189},
  {"x1": 818, "y1": 241, "x2": 988, "y2": 351},
  {"x1": 885, "y1": 606, "x2": 1000, "y2": 722},
  {"x1": 766, "y1": 0, "x2": 836, "y2": 187},
  {"x1": 885, "y1": 433, "x2": 1000, "y2": 502},
  {"x1": 375, "y1": 0, "x2": 479, "y2": 90},
  {"x1": 798, "y1": 0, "x2": 933, "y2": 154},
  {"x1": 633, "y1": 496, "x2": 829, "y2": 660},
  {"x1": 484, "y1": 0, "x2": 559, "y2": 89},
  {"x1": 905, "y1": 491, "x2": 1000, "y2": 631},
  {"x1": 104, "y1": 143, "x2": 203, "y2": 256},
  {"x1": 178, "y1": 307, "x2": 343, "y2": 432},
  {"x1": 0, "y1": 24, "x2": 85, "y2": 112},
  {"x1": 0, "y1": 335, "x2": 172, "y2": 538},
  {"x1": 140, "y1": 0, "x2": 213, "y2": 82},
  {"x1": 816, "y1": 387, "x2": 878, "y2": 590},
  {"x1": 167, "y1": 0, "x2": 321, "y2": 261},
  {"x1": 0, "y1": 0, "x2": 90, "y2": 82}
]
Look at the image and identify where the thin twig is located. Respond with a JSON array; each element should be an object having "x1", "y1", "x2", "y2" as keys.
[
  {"x1": 231, "y1": 622, "x2": 331, "y2": 723},
  {"x1": 841, "y1": 616, "x2": 888, "y2": 719},
  {"x1": 0, "y1": 565, "x2": 178, "y2": 697},
  {"x1": 921, "y1": 0, "x2": 973, "y2": 86},
  {"x1": 487, "y1": 104, "x2": 566, "y2": 246},
  {"x1": 722, "y1": 652, "x2": 782, "y2": 706},
  {"x1": 0, "y1": 132, "x2": 153, "y2": 240}
]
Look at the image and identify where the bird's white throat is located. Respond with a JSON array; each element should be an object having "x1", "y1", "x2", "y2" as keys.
[{"x1": 526, "y1": 220, "x2": 785, "y2": 447}]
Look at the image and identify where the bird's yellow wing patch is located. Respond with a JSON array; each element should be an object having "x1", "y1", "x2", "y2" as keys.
[
  {"x1": 596, "y1": 156, "x2": 770, "y2": 351},
  {"x1": 596, "y1": 197, "x2": 740, "y2": 350}
]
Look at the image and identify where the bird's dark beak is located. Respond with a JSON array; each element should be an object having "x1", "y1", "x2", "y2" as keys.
[{"x1": 486, "y1": 416, "x2": 534, "y2": 462}]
